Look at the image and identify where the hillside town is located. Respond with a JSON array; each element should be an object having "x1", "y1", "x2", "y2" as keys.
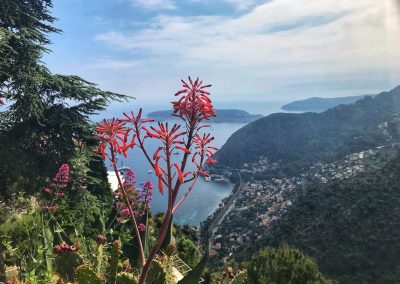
[{"x1": 201, "y1": 146, "x2": 392, "y2": 265}]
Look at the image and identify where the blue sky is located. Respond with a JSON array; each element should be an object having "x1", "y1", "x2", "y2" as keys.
[{"x1": 44, "y1": 0, "x2": 400, "y2": 114}]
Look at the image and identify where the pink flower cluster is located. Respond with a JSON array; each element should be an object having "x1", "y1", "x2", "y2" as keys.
[
  {"x1": 42, "y1": 164, "x2": 70, "y2": 212},
  {"x1": 138, "y1": 223, "x2": 146, "y2": 232},
  {"x1": 137, "y1": 181, "x2": 154, "y2": 208},
  {"x1": 124, "y1": 169, "x2": 136, "y2": 186},
  {"x1": 114, "y1": 170, "x2": 153, "y2": 222},
  {"x1": 54, "y1": 242, "x2": 76, "y2": 253},
  {"x1": 44, "y1": 164, "x2": 70, "y2": 195}
]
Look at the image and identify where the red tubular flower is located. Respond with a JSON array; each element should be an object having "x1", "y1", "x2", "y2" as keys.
[
  {"x1": 91, "y1": 76, "x2": 218, "y2": 282},
  {"x1": 172, "y1": 77, "x2": 215, "y2": 127},
  {"x1": 143, "y1": 122, "x2": 191, "y2": 193},
  {"x1": 192, "y1": 133, "x2": 217, "y2": 172},
  {"x1": 95, "y1": 118, "x2": 135, "y2": 159}
]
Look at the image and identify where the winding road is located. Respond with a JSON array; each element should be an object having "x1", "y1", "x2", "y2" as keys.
[{"x1": 206, "y1": 174, "x2": 247, "y2": 244}]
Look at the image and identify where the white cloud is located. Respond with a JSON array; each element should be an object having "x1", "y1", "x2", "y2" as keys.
[
  {"x1": 93, "y1": 0, "x2": 400, "y2": 101},
  {"x1": 130, "y1": 0, "x2": 176, "y2": 10}
]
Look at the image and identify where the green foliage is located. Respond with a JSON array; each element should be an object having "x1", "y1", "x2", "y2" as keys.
[
  {"x1": 0, "y1": 0, "x2": 125, "y2": 199},
  {"x1": 265, "y1": 151, "x2": 400, "y2": 283},
  {"x1": 247, "y1": 247, "x2": 331, "y2": 284},
  {"x1": 230, "y1": 271, "x2": 247, "y2": 284},
  {"x1": 76, "y1": 263, "x2": 105, "y2": 284},
  {"x1": 178, "y1": 247, "x2": 209, "y2": 284},
  {"x1": 95, "y1": 242, "x2": 105, "y2": 274},
  {"x1": 177, "y1": 238, "x2": 200, "y2": 267},
  {"x1": 161, "y1": 215, "x2": 174, "y2": 251},
  {"x1": 0, "y1": 209, "x2": 47, "y2": 280},
  {"x1": 116, "y1": 272, "x2": 139, "y2": 284},
  {"x1": 211, "y1": 269, "x2": 247, "y2": 284},
  {"x1": 146, "y1": 259, "x2": 169, "y2": 284},
  {"x1": 143, "y1": 211, "x2": 150, "y2": 258},
  {"x1": 55, "y1": 251, "x2": 84, "y2": 282},
  {"x1": 43, "y1": 222, "x2": 54, "y2": 273},
  {"x1": 107, "y1": 240, "x2": 122, "y2": 283}
]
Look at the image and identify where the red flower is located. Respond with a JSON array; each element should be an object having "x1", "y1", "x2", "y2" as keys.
[
  {"x1": 192, "y1": 133, "x2": 217, "y2": 171},
  {"x1": 0, "y1": 98, "x2": 4, "y2": 105},
  {"x1": 96, "y1": 235, "x2": 107, "y2": 245},
  {"x1": 54, "y1": 242, "x2": 76, "y2": 253},
  {"x1": 172, "y1": 77, "x2": 215, "y2": 126},
  {"x1": 143, "y1": 122, "x2": 190, "y2": 192},
  {"x1": 96, "y1": 118, "x2": 135, "y2": 159},
  {"x1": 206, "y1": 157, "x2": 217, "y2": 165}
]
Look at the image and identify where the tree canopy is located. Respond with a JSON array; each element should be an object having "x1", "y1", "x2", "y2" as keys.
[{"x1": 0, "y1": 0, "x2": 125, "y2": 198}]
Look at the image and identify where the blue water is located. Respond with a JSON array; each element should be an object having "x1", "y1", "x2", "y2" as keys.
[
  {"x1": 105, "y1": 123, "x2": 245, "y2": 226},
  {"x1": 97, "y1": 99, "x2": 291, "y2": 226}
]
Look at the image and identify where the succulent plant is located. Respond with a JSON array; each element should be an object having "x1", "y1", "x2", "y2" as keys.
[
  {"x1": 75, "y1": 263, "x2": 105, "y2": 284},
  {"x1": 116, "y1": 272, "x2": 139, "y2": 284},
  {"x1": 146, "y1": 259, "x2": 169, "y2": 284},
  {"x1": 178, "y1": 246, "x2": 209, "y2": 284},
  {"x1": 55, "y1": 251, "x2": 83, "y2": 282},
  {"x1": 107, "y1": 240, "x2": 121, "y2": 283}
]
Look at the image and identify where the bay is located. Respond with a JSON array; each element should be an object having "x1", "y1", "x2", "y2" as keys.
[{"x1": 105, "y1": 123, "x2": 245, "y2": 226}]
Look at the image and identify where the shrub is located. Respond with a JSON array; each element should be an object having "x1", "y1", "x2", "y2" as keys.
[{"x1": 247, "y1": 246, "x2": 331, "y2": 284}]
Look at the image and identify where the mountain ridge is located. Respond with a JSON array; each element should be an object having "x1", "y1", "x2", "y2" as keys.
[
  {"x1": 215, "y1": 86, "x2": 400, "y2": 172},
  {"x1": 281, "y1": 95, "x2": 369, "y2": 112}
]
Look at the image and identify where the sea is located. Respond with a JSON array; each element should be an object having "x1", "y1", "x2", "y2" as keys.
[{"x1": 94, "y1": 100, "x2": 287, "y2": 226}]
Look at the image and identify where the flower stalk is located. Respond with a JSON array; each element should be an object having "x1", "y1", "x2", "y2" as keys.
[{"x1": 96, "y1": 77, "x2": 217, "y2": 283}]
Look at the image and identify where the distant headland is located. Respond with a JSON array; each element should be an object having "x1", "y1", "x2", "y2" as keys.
[
  {"x1": 147, "y1": 109, "x2": 263, "y2": 123},
  {"x1": 281, "y1": 95, "x2": 370, "y2": 112}
]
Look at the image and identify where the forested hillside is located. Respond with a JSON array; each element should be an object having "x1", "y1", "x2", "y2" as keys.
[
  {"x1": 260, "y1": 150, "x2": 400, "y2": 283},
  {"x1": 216, "y1": 86, "x2": 400, "y2": 170}
]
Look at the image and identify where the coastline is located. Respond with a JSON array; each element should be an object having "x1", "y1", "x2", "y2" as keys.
[{"x1": 200, "y1": 173, "x2": 246, "y2": 245}]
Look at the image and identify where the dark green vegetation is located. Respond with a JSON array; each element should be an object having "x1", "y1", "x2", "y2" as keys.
[
  {"x1": 147, "y1": 109, "x2": 263, "y2": 123},
  {"x1": 0, "y1": 0, "x2": 127, "y2": 281},
  {"x1": 247, "y1": 247, "x2": 331, "y2": 284},
  {"x1": 281, "y1": 95, "x2": 368, "y2": 112},
  {"x1": 0, "y1": 0, "x2": 124, "y2": 198},
  {"x1": 216, "y1": 86, "x2": 400, "y2": 170},
  {"x1": 262, "y1": 150, "x2": 400, "y2": 283}
]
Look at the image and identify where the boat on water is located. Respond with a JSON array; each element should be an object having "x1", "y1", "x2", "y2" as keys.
[
  {"x1": 118, "y1": 166, "x2": 131, "y2": 171},
  {"x1": 147, "y1": 170, "x2": 153, "y2": 174},
  {"x1": 118, "y1": 166, "x2": 131, "y2": 176}
]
